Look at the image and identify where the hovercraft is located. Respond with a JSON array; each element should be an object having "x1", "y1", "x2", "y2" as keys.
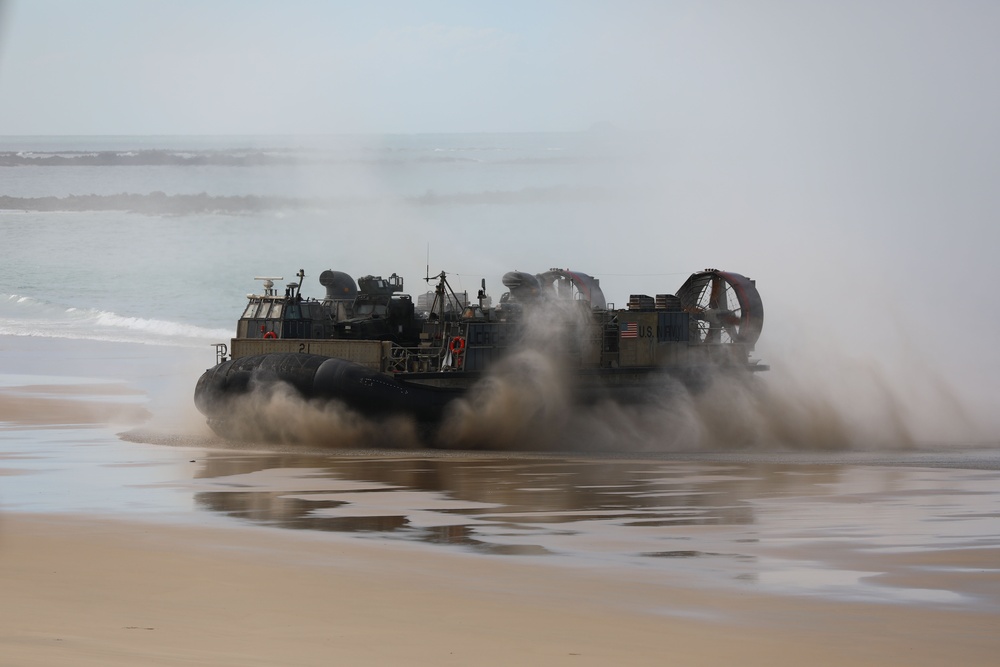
[{"x1": 194, "y1": 267, "x2": 765, "y2": 437}]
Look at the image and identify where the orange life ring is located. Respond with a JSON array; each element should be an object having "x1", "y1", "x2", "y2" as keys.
[
  {"x1": 263, "y1": 331, "x2": 277, "y2": 339},
  {"x1": 448, "y1": 336, "x2": 466, "y2": 354}
]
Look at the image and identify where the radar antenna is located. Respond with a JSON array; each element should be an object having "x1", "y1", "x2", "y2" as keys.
[{"x1": 254, "y1": 276, "x2": 283, "y2": 296}]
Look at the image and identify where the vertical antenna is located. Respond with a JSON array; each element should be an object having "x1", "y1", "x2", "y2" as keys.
[{"x1": 425, "y1": 243, "x2": 430, "y2": 282}]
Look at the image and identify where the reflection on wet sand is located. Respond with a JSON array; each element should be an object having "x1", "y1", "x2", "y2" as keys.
[
  {"x1": 186, "y1": 449, "x2": 1000, "y2": 609},
  {"x1": 193, "y1": 455, "x2": 785, "y2": 551}
]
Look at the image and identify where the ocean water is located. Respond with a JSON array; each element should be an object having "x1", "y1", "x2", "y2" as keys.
[{"x1": 0, "y1": 133, "x2": 652, "y2": 347}]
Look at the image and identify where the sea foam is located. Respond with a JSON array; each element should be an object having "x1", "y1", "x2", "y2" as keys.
[{"x1": 2, "y1": 293, "x2": 230, "y2": 347}]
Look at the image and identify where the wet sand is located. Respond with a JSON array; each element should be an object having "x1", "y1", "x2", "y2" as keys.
[
  {"x1": 4, "y1": 512, "x2": 999, "y2": 667},
  {"x1": 2, "y1": 336, "x2": 1000, "y2": 665}
]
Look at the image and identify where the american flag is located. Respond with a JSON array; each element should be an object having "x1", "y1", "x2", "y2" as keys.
[{"x1": 621, "y1": 322, "x2": 638, "y2": 339}]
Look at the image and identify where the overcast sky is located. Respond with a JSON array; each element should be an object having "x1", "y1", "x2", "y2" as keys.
[
  {"x1": 0, "y1": 0, "x2": 674, "y2": 134},
  {"x1": 0, "y1": 1, "x2": 993, "y2": 136}
]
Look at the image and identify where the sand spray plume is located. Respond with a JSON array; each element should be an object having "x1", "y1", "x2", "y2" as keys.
[
  {"x1": 556, "y1": 379, "x2": 705, "y2": 453},
  {"x1": 435, "y1": 293, "x2": 591, "y2": 450},
  {"x1": 759, "y1": 347, "x2": 983, "y2": 449},
  {"x1": 512, "y1": 362, "x2": 914, "y2": 453},
  {"x1": 431, "y1": 270, "x2": 983, "y2": 453},
  {"x1": 608, "y1": 344, "x2": 984, "y2": 452},
  {"x1": 524, "y1": 367, "x2": 851, "y2": 453},
  {"x1": 207, "y1": 379, "x2": 422, "y2": 449},
  {"x1": 185, "y1": 326, "x2": 984, "y2": 453},
  {"x1": 427, "y1": 273, "x2": 814, "y2": 452},
  {"x1": 436, "y1": 348, "x2": 573, "y2": 450},
  {"x1": 748, "y1": 277, "x2": 997, "y2": 451},
  {"x1": 424, "y1": 275, "x2": 847, "y2": 452}
]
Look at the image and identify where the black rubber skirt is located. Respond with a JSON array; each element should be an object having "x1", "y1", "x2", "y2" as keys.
[{"x1": 194, "y1": 353, "x2": 459, "y2": 423}]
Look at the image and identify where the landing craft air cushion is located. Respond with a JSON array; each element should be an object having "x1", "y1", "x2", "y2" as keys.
[{"x1": 194, "y1": 267, "x2": 766, "y2": 439}]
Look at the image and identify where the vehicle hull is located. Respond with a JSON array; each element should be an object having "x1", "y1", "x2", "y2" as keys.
[
  {"x1": 194, "y1": 353, "x2": 461, "y2": 426},
  {"x1": 193, "y1": 350, "x2": 739, "y2": 438}
]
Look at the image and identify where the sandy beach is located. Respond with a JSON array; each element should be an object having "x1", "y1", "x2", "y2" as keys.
[
  {"x1": 2, "y1": 336, "x2": 1000, "y2": 666},
  {"x1": 4, "y1": 512, "x2": 999, "y2": 667}
]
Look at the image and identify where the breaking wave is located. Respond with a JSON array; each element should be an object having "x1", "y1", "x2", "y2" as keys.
[{"x1": 1, "y1": 293, "x2": 230, "y2": 347}]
